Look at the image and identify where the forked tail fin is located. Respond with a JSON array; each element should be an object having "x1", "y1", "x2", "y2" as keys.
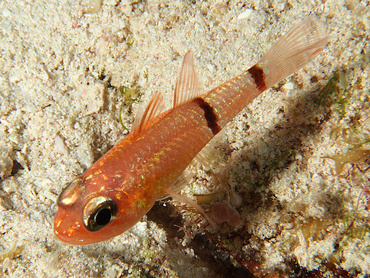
[{"x1": 258, "y1": 15, "x2": 328, "y2": 89}]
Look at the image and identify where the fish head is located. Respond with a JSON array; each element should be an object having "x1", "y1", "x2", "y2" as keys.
[{"x1": 54, "y1": 177, "x2": 140, "y2": 245}]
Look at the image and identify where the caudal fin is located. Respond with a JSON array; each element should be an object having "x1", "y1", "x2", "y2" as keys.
[{"x1": 258, "y1": 15, "x2": 328, "y2": 89}]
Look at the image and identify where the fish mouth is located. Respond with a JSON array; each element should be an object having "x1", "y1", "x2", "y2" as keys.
[
  {"x1": 53, "y1": 209, "x2": 115, "y2": 245},
  {"x1": 54, "y1": 210, "x2": 81, "y2": 244},
  {"x1": 54, "y1": 209, "x2": 87, "y2": 245},
  {"x1": 54, "y1": 227, "x2": 85, "y2": 245}
]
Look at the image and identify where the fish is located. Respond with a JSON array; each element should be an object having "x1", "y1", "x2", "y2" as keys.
[{"x1": 54, "y1": 15, "x2": 328, "y2": 245}]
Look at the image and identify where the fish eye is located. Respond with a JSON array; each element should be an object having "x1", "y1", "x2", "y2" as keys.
[{"x1": 83, "y1": 196, "x2": 118, "y2": 231}]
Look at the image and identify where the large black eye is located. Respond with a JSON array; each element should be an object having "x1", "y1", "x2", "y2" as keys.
[{"x1": 83, "y1": 197, "x2": 118, "y2": 231}]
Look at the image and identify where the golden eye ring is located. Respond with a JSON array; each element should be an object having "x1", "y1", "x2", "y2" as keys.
[{"x1": 83, "y1": 196, "x2": 118, "y2": 231}]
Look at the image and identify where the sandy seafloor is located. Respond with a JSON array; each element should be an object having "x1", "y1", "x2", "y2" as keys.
[{"x1": 0, "y1": 0, "x2": 369, "y2": 277}]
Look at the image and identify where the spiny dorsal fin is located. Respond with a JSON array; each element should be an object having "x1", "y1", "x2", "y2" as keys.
[
  {"x1": 132, "y1": 50, "x2": 201, "y2": 135},
  {"x1": 132, "y1": 92, "x2": 165, "y2": 135},
  {"x1": 174, "y1": 50, "x2": 203, "y2": 107}
]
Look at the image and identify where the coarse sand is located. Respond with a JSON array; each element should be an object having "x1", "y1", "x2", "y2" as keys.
[{"x1": 0, "y1": 0, "x2": 369, "y2": 277}]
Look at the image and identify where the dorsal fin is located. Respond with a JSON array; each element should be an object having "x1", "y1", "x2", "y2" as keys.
[
  {"x1": 131, "y1": 50, "x2": 201, "y2": 135},
  {"x1": 132, "y1": 92, "x2": 165, "y2": 135},
  {"x1": 174, "y1": 50, "x2": 203, "y2": 107}
]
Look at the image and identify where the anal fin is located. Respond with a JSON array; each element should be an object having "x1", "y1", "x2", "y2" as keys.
[
  {"x1": 194, "y1": 129, "x2": 229, "y2": 168},
  {"x1": 163, "y1": 189, "x2": 218, "y2": 229}
]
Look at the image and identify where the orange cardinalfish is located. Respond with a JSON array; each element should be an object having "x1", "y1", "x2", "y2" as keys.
[{"x1": 54, "y1": 16, "x2": 328, "y2": 245}]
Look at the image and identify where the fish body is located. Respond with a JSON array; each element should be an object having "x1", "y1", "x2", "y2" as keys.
[{"x1": 54, "y1": 16, "x2": 328, "y2": 245}]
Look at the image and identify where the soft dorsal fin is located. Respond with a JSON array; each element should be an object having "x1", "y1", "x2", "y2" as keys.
[
  {"x1": 132, "y1": 92, "x2": 165, "y2": 135},
  {"x1": 174, "y1": 50, "x2": 203, "y2": 107}
]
